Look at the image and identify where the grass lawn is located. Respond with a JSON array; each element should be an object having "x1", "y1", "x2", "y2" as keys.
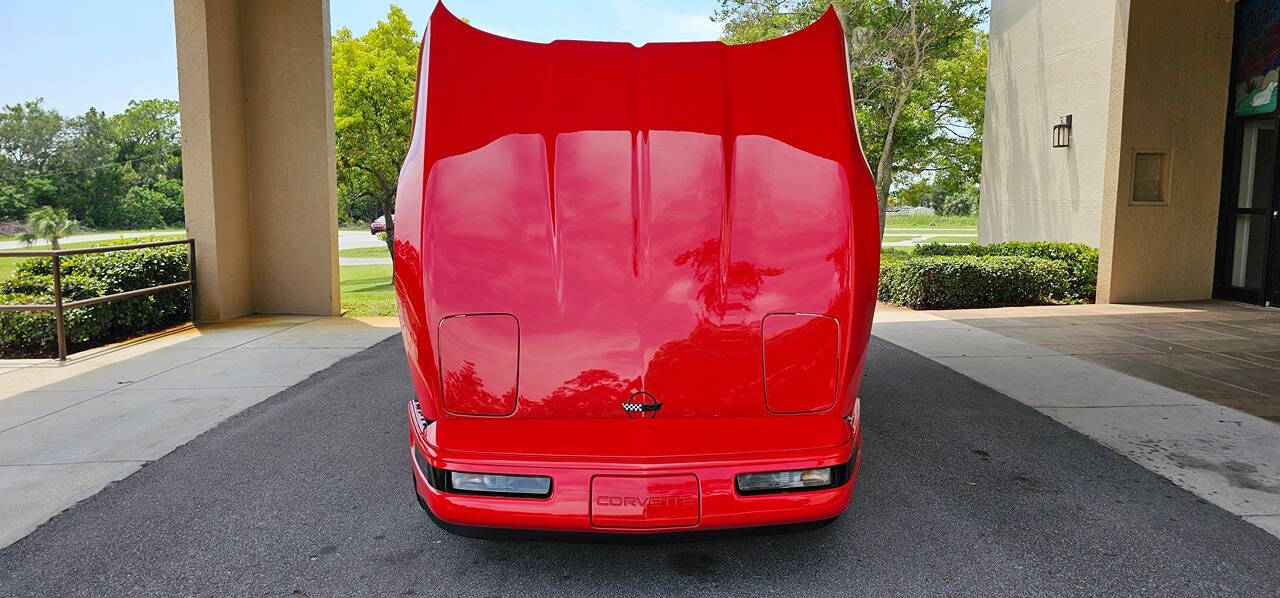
[
  {"x1": 341, "y1": 264, "x2": 396, "y2": 317},
  {"x1": 884, "y1": 213, "x2": 977, "y2": 228},
  {"x1": 881, "y1": 213, "x2": 978, "y2": 247},
  {"x1": 0, "y1": 234, "x2": 186, "y2": 280},
  {"x1": 338, "y1": 245, "x2": 390, "y2": 259}
]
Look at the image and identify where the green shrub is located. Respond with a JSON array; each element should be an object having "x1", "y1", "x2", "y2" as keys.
[
  {"x1": 879, "y1": 248, "x2": 913, "y2": 265},
  {"x1": 0, "y1": 184, "x2": 36, "y2": 220},
  {"x1": 119, "y1": 186, "x2": 169, "y2": 229},
  {"x1": 914, "y1": 241, "x2": 1098, "y2": 303},
  {"x1": 879, "y1": 255, "x2": 1068, "y2": 310},
  {"x1": 0, "y1": 243, "x2": 190, "y2": 357}
]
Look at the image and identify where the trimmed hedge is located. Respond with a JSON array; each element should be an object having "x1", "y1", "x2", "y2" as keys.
[
  {"x1": 879, "y1": 247, "x2": 913, "y2": 265},
  {"x1": 913, "y1": 241, "x2": 1099, "y2": 303},
  {"x1": 0, "y1": 242, "x2": 190, "y2": 357},
  {"x1": 879, "y1": 255, "x2": 1068, "y2": 310}
]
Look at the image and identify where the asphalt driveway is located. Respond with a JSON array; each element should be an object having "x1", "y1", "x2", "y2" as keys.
[{"x1": 1, "y1": 337, "x2": 1277, "y2": 596}]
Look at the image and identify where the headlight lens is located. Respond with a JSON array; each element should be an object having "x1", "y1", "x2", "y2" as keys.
[{"x1": 736, "y1": 467, "x2": 836, "y2": 494}]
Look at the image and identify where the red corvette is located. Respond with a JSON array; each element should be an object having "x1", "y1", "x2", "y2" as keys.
[{"x1": 395, "y1": 3, "x2": 878, "y2": 538}]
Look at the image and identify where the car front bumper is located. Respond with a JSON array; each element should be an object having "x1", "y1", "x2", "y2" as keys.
[{"x1": 408, "y1": 401, "x2": 862, "y2": 536}]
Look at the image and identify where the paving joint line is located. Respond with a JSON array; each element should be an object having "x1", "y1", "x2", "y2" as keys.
[
  {"x1": 1121, "y1": 352, "x2": 1279, "y2": 399},
  {"x1": 1037, "y1": 404, "x2": 1217, "y2": 409},
  {"x1": 0, "y1": 460, "x2": 150, "y2": 467}
]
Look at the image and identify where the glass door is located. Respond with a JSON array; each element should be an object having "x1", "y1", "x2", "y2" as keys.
[
  {"x1": 1218, "y1": 118, "x2": 1278, "y2": 304},
  {"x1": 1270, "y1": 202, "x2": 1280, "y2": 307}
]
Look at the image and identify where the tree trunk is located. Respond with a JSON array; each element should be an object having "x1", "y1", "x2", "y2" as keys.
[
  {"x1": 378, "y1": 196, "x2": 396, "y2": 255},
  {"x1": 874, "y1": 74, "x2": 917, "y2": 240},
  {"x1": 874, "y1": 145, "x2": 895, "y2": 240}
]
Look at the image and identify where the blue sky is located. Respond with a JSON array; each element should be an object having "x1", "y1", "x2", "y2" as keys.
[{"x1": 0, "y1": 0, "x2": 723, "y2": 116}]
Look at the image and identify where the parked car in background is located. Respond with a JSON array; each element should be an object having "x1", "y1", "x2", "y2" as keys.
[
  {"x1": 395, "y1": 4, "x2": 878, "y2": 538},
  {"x1": 370, "y1": 214, "x2": 393, "y2": 235}
]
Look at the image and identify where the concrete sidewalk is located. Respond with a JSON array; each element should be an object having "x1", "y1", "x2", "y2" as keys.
[
  {"x1": 0, "y1": 315, "x2": 399, "y2": 548},
  {"x1": 873, "y1": 302, "x2": 1280, "y2": 538},
  {"x1": 339, "y1": 257, "x2": 392, "y2": 266}
]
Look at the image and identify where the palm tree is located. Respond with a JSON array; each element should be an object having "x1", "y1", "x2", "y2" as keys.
[{"x1": 18, "y1": 207, "x2": 78, "y2": 250}]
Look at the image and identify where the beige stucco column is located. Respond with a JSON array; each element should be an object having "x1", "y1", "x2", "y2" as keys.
[
  {"x1": 1096, "y1": 0, "x2": 1234, "y2": 303},
  {"x1": 174, "y1": 0, "x2": 340, "y2": 320}
]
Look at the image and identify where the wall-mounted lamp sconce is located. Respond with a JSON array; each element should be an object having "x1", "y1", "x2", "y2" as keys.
[{"x1": 1053, "y1": 115, "x2": 1072, "y2": 148}]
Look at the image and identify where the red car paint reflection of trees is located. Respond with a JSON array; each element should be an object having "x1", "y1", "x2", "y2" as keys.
[{"x1": 395, "y1": 2, "x2": 878, "y2": 536}]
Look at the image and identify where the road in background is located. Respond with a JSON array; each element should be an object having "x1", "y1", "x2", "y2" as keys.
[
  {"x1": 0, "y1": 230, "x2": 185, "y2": 250},
  {"x1": 338, "y1": 229, "x2": 385, "y2": 251}
]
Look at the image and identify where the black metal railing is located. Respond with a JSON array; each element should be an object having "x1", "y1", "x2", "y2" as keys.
[{"x1": 0, "y1": 238, "x2": 196, "y2": 360}]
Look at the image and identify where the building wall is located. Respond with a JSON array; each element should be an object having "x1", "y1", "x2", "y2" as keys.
[
  {"x1": 175, "y1": 0, "x2": 340, "y2": 319},
  {"x1": 174, "y1": 0, "x2": 255, "y2": 320},
  {"x1": 979, "y1": 0, "x2": 1122, "y2": 246},
  {"x1": 240, "y1": 0, "x2": 340, "y2": 315},
  {"x1": 1097, "y1": 0, "x2": 1234, "y2": 303}
]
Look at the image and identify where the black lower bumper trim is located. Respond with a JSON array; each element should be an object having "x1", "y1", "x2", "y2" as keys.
[{"x1": 413, "y1": 483, "x2": 839, "y2": 545}]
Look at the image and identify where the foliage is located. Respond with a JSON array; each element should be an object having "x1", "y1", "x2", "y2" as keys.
[
  {"x1": 0, "y1": 242, "x2": 190, "y2": 357},
  {"x1": 0, "y1": 98, "x2": 183, "y2": 229},
  {"x1": 0, "y1": 182, "x2": 37, "y2": 220},
  {"x1": 894, "y1": 176, "x2": 978, "y2": 216},
  {"x1": 338, "y1": 191, "x2": 382, "y2": 226},
  {"x1": 879, "y1": 247, "x2": 914, "y2": 264},
  {"x1": 332, "y1": 5, "x2": 419, "y2": 251},
  {"x1": 18, "y1": 206, "x2": 77, "y2": 249},
  {"x1": 715, "y1": 0, "x2": 988, "y2": 232},
  {"x1": 0, "y1": 99, "x2": 64, "y2": 173},
  {"x1": 119, "y1": 186, "x2": 173, "y2": 229},
  {"x1": 878, "y1": 255, "x2": 1067, "y2": 309},
  {"x1": 914, "y1": 241, "x2": 1099, "y2": 302}
]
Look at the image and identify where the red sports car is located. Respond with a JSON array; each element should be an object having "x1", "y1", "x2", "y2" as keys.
[{"x1": 395, "y1": 3, "x2": 878, "y2": 538}]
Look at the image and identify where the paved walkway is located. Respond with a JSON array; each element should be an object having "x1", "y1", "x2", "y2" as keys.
[
  {"x1": 340, "y1": 256, "x2": 392, "y2": 266},
  {"x1": 945, "y1": 301, "x2": 1280, "y2": 422},
  {"x1": 337, "y1": 230, "x2": 391, "y2": 266},
  {"x1": 873, "y1": 302, "x2": 1280, "y2": 538},
  {"x1": 880, "y1": 228, "x2": 979, "y2": 247},
  {"x1": 3, "y1": 337, "x2": 1277, "y2": 596},
  {"x1": 0, "y1": 315, "x2": 399, "y2": 549}
]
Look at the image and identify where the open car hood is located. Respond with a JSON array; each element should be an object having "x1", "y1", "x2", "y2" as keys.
[{"x1": 393, "y1": 2, "x2": 879, "y2": 420}]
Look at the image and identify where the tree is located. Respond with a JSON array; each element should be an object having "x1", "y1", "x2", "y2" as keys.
[
  {"x1": 0, "y1": 99, "x2": 65, "y2": 175},
  {"x1": 0, "y1": 98, "x2": 184, "y2": 229},
  {"x1": 112, "y1": 99, "x2": 182, "y2": 182},
  {"x1": 715, "y1": 0, "x2": 988, "y2": 236},
  {"x1": 19, "y1": 206, "x2": 76, "y2": 249},
  {"x1": 58, "y1": 107, "x2": 128, "y2": 226},
  {"x1": 332, "y1": 5, "x2": 419, "y2": 253}
]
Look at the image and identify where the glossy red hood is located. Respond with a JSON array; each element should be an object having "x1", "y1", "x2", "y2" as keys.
[{"x1": 394, "y1": 3, "x2": 879, "y2": 420}]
